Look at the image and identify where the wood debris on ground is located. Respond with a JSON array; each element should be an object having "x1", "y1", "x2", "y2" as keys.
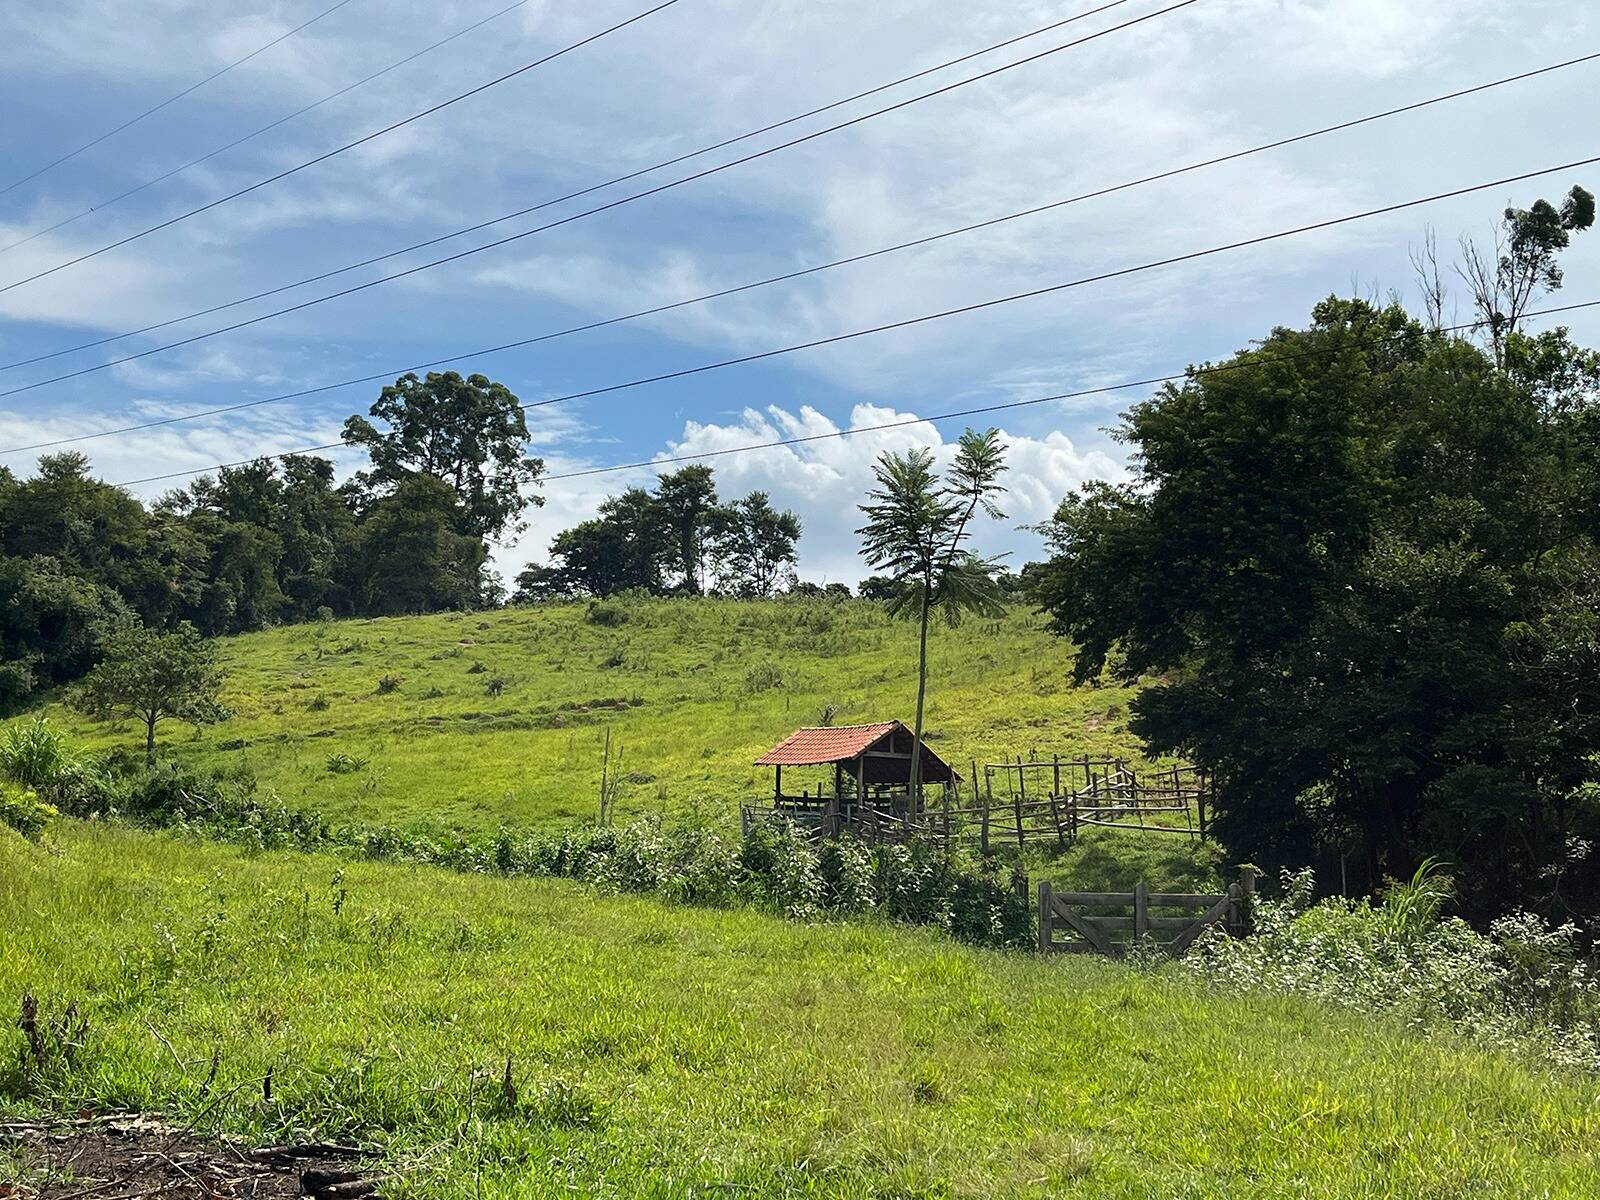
[{"x1": 0, "y1": 1116, "x2": 377, "y2": 1200}]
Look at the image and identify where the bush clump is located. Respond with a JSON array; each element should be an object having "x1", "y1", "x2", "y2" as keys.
[
  {"x1": 1187, "y1": 864, "x2": 1600, "y2": 1070},
  {"x1": 0, "y1": 782, "x2": 59, "y2": 840}
]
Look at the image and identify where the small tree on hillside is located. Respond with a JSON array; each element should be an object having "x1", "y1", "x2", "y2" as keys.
[
  {"x1": 74, "y1": 621, "x2": 228, "y2": 764},
  {"x1": 857, "y1": 429, "x2": 1008, "y2": 808}
]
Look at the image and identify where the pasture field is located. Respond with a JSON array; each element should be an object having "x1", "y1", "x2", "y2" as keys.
[
  {"x1": 47, "y1": 597, "x2": 1147, "y2": 836},
  {"x1": 4, "y1": 821, "x2": 1599, "y2": 1200}
]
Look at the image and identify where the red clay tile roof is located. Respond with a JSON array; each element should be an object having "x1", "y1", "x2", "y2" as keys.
[{"x1": 755, "y1": 722, "x2": 902, "y2": 766}]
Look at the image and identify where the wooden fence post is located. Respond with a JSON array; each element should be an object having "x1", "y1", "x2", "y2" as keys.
[
  {"x1": 1134, "y1": 881, "x2": 1150, "y2": 944},
  {"x1": 1037, "y1": 879, "x2": 1053, "y2": 953},
  {"x1": 982, "y1": 766, "x2": 994, "y2": 854},
  {"x1": 1014, "y1": 755, "x2": 1026, "y2": 849}
]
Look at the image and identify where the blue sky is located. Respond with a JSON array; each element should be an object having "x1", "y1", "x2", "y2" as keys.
[{"x1": 1, "y1": 0, "x2": 1596, "y2": 583}]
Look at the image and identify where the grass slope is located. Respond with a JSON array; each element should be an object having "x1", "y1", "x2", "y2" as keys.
[
  {"x1": 51, "y1": 598, "x2": 1147, "y2": 835},
  {"x1": 4, "y1": 823, "x2": 1597, "y2": 1199}
]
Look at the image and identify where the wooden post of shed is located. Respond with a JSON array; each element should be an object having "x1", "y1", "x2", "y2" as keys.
[
  {"x1": 857, "y1": 757, "x2": 866, "y2": 835},
  {"x1": 774, "y1": 764, "x2": 782, "y2": 805}
]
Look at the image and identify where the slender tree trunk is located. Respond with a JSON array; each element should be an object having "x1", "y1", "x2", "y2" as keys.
[
  {"x1": 909, "y1": 584, "x2": 931, "y2": 816},
  {"x1": 144, "y1": 710, "x2": 157, "y2": 767}
]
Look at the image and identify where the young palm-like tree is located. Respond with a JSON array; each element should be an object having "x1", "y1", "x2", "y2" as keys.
[{"x1": 857, "y1": 428, "x2": 1009, "y2": 809}]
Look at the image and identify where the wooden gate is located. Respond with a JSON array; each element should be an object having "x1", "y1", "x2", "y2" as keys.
[{"x1": 1037, "y1": 870, "x2": 1256, "y2": 958}]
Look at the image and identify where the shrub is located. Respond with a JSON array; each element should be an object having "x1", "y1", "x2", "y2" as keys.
[
  {"x1": 819, "y1": 837, "x2": 876, "y2": 912},
  {"x1": 743, "y1": 663, "x2": 784, "y2": 693},
  {"x1": 375, "y1": 675, "x2": 403, "y2": 694},
  {"x1": 326, "y1": 752, "x2": 370, "y2": 775},
  {"x1": 1187, "y1": 866, "x2": 1600, "y2": 1070},
  {"x1": 306, "y1": 694, "x2": 331, "y2": 712},
  {"x1": 740, "y1": 819, "x2": 823, "y2": 919},
  {"x1": 484, "y1": 676, "x2": 506, "y2": 698},
  {"x1": 1, "y1": 717, "x2": 87, "y2": 798},
  {"x1": 585, "y1": 601, "x2": 629, "y2": 628},
  {"x1": 0, "y1": 782, "x2": 58, "y2": 840},
  {"x1": 598, "y1": 648, "x2": 626, "y2": 669}
]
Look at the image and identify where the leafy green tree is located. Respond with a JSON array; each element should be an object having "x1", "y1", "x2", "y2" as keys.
[
  {"x1": 856, "y1": 575, "x2": 899, "y2": 601},
  {"x1": 1460, "y1": 184, "x2": 1594, "y2": 365},
  {"x1": 857, "y1": 429, "x2": 1008, "y2": 805},
  {"x1": 351, "y1": 475, "x2": 492, "y2": 614},
  {"x1": 2, "y1": 452, "x2": 179, "y2": 626},
  {"x1": 0, "y1": 556, "x2": 129, "y2": 712},
  {"x1": 73, "y1": 620, "x2": 228, "y2": 764},
  {"x1": 1030, "y1": 283, "x2": 1600, "y2": 918},
  {"x1": 710, "y1": 491, "x2": 802, "y2": 596},
  {"x1": 655, "y1": 466, "x2": 719, "y2": 593},
  {"x1": 342, "y1": 371, "x2": 545, "y2": 540}
]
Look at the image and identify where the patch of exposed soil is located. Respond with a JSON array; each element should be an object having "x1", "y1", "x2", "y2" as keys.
[{"x1": 0, "y1": 1117, "x2": 378, "y2": 1200}]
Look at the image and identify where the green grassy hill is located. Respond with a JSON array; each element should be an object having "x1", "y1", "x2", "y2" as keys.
[
  {"x1": 52, "y1": 597, "x2": 1149, "y2": 836},
  {"x1": 5, "y1": 823, "x2": 1596, "y2": 1199}
]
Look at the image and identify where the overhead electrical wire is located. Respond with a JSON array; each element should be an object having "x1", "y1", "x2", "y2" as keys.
[
  {"x1": 98, "y1": 296, "x2": 1600, "y2": 490},
  {"x1": 0, "y1": 0, "x2": 688, "y2": 295},
  {"x1": 2, "y1": 51, "x2": 1589, "y2": 438},
  {"x1": 0, "y1": 0, "x2": 1163, "y2": 375},
  {"x1": 0, "y1": 0, "x2": 540, "y2": 257},
  {"x1": 0, "y1": 0, "x2": 363, "y2": 198},
  {"x1": 24, "y1": 152, "x2": 1596, "y2": 484},
  {"x1": 541, "y1": 298, "x2": 1600, "y2": 481}
]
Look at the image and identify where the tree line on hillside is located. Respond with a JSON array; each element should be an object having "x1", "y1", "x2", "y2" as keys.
[
  {"x1": 512, "y1": 465, "x2": 804, "y2": 600},
  {"x1": 0, "y1": 370, "x2": 545, "y2": 711}
]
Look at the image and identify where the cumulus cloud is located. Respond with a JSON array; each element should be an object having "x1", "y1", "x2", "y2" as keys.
[{"x1": 505, "y1": 401, "x2": 1125, "y2": 585}]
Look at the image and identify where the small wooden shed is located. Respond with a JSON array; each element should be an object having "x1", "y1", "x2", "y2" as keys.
[{"x1": 752, "y1": 721, "x2": 958, "y2": 830}]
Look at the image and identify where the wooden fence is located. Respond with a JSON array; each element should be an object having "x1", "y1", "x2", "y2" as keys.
[
  {"x1": 742, "y1": 754, "x2": 1212, "y2": 850},
  {"x1": 1037, "y1": 869, "x2": 1256, "y2": 958}
]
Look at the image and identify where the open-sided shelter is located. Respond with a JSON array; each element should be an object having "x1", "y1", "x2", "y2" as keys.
[{"x1": 749, "y1": 721, "x2": 959, "y2": 834}]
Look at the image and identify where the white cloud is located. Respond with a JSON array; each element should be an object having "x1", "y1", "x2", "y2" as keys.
[{"x1": 505, "y1": 401, "x2": 1125, "y2": 585}]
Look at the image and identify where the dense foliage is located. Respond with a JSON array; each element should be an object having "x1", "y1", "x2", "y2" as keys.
[
  {"x1": 1031, "y1": 192, "x2": 1600, "y2": 920},
  {"x1": 0, "y1": 373, "x2": 535, "y2": 712}
]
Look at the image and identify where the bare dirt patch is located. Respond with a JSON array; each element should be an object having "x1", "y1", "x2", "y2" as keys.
[{"x1": 0, "y1": 1117, "x2": 376, "y2": 1200}]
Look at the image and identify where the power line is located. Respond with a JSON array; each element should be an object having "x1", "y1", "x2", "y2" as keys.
[
  {"x1": 541, "y1": 299, "x2": 1600, "y2": 481},
  {"x1": 70, "y1": 153, "x2": 1600, "y2": 487},
  {"x1": 0, "y1": 0, "x2": 1155, "y2": 376},
  {"x1": 0, "y1": 0, "x2": 538, "y2": 258},
  {"x1": 99, "y1": 297, "x2": 1600, "y2": 490},
  {"x1": 0, "y1": 0, "x2": 362, "y2": 198},
  {"x1": 3, "y1": 52, "x2": 1588, "y2": 442},
  {"x1": 0, "y1": 0, "x2": 687, "y2": 296}
]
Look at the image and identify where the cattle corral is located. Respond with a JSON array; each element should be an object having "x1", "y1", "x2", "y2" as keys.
[{"x1": 744, "y1": 721, "x2": 1212, "y2": 851}]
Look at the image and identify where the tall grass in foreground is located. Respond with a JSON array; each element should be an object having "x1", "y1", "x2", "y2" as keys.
[{"x1": 4, "y1": 823, "x2": 1600, "y2": 1199}]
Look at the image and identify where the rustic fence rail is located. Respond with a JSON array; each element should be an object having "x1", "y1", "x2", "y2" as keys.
[
  {"x1": 742, "y1": 752, "x2": 1213, "y2": 849},
  {"x1": 1038, "y1": 869, "x2": 1256, "y2": 958}
]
